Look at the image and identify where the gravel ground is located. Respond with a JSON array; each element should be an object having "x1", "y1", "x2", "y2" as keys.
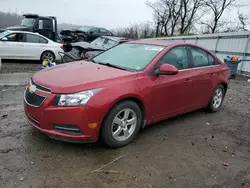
[
  {"x1": 0, "y1": 61, "x2": 40, "y2": 74},
  {"x1": 0, "y1": 78, "x2": 250, "y2": 188}
]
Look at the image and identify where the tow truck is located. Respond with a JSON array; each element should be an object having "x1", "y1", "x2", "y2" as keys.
[{"x1": 5, "y1": 14, "x2": 58, "y2": 42}]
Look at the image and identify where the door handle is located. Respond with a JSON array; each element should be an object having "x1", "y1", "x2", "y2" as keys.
[
  {"x1": 209, "y1": 73, "x2": 215, "y2": 77},
  {"x1": 185, "y1": 78, "x2": 192, "y2": 83}
]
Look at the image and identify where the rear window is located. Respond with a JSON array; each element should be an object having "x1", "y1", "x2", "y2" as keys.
[{"x1": 39, "y1": 37, "x2": 48, "y2": 44}]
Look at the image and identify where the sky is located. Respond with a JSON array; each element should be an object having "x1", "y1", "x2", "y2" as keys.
[{"x1": 0, "y1": 0, "x2": 249, "y2": 30}]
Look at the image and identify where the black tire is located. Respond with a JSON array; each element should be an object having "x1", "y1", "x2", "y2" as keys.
[
  {"x1": 101, "y1": 101, "x2": 142, "y2": 148},
  {"x1": 41, "y1": 51, "x2": 55, "y2": 62},
  {"x1": 207, "y1": 84, "x2": 225, "y2": 112}
]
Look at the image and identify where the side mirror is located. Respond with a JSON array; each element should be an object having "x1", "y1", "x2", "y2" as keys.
[
  {"x1": 154, "y1": 64, "x2": 179, "y2": 76},
  {"x1": 1, "y1": 37, "x2": 7, "y2": 41}
]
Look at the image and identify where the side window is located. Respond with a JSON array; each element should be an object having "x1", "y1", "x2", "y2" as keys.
[
  {"x1": 41, "y1": 19, "x2": 52, "y2": 30},
  {"x1": 104, "y1": 39, "x2": 117, "y2": 49},
  {"x1": 39, "y1": 37, "x2": 48, "y2": 44},
  {"x1": 5, "y1": 33, "x2": 24, "y2": 42},
  {"x1": 158, "y1": 46, "x2": 189, "y2": 70},
  {"x1": 190, "y1": 47, "x2": 209, "y2": 67},
  {"x1": 26, "y1": 34, "x2": 40, "y2": 43},
  {"x1": 100, "y1": 29, "x2": 108, "y2": 34},
  {"x1": 208, "y1": 53, "x2": 219, "y2": 65},
  {"x1": 90, "y1": 28, "x2": 99, "y2": 34}
]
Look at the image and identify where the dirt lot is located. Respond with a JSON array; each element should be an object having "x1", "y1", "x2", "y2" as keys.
[
  {"x1": 1, "y1": 64, "x2": 250, "y2": 187},
  {"x1": 0, "y1": 62, "x2": 39, "y2": 74}
]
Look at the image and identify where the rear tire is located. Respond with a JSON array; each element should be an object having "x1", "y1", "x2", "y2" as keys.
[
  {"x1": 207, "y1": 84, "x2": 225, "y2": 112},
  {"x1": 41, "y1": 51, "x2": 55, "y2": 62},
  {"x1": 101, "y1": 101, "x2": 142, "y2": 148}
]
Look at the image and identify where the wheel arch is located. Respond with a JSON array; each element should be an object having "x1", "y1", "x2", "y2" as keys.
[
  {"x1": 220, "y1": 82, "x2": 228, "y2": 93},
  {"x1": 97, "y1": 95, "x2": 146, "y2": 140},
  {"x1": 100, "y1": 94, "x2": 146, "y2": 128}
]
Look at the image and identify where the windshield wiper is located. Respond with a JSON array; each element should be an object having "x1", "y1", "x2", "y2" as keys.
[
  {"x1": 89, "y1": 59, "x2": 98, "y2": 64},
  {"x1": 97, "y1": 62, "x2": 127, "y2": 70}
]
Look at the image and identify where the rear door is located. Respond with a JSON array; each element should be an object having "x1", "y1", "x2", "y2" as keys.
[
  {"x1": 21, "y1": 33, "x2": 46, "y2": 60},
  {"x1": 187, "y1": 46, "x2": 218, "y2": 107}
]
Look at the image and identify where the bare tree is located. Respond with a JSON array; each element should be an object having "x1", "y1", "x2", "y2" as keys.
[
  {"x1": 113, "y1": 22, "x2": 155, "y2": 39},
  {"x1": 139, "y1": 22, "x2": 155, "y2": 38},
  {"x1": 179, "y1": 0, "x2": 203, "y2": 34},
  {"x1": 0, "y1": 12, "x2": 22, "y2": 28},
  {"x1": 146, "y1": 0, "x2": 172, "y2": 36},
  {"x1": 238, "y1": 11, "x2": 249, "y2": 31},
  {"x1": 201, "y1": 0, "x2": 236, "y2": 33},
  {"x1": 146, "y1": 0, "x2": 203, "y2": 36}
]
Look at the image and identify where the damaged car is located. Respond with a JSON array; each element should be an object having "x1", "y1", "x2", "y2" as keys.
[
  {"x1": 59, "y1": 26, "x2": 114, "y2": 43},
  {"x1": 59, "y1": 36, "x2": 129, "y2": 63}
]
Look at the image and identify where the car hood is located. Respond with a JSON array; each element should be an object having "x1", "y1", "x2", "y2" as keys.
[
  {"x1": 72, "y1": 41, "x2": 104, "y2": 51},
  {"x1": 32, "y1": 61, "x2": 137, "y2": 94},
  {"x1": 6, "y1": 25, "x2": 31, "y2": 31}
]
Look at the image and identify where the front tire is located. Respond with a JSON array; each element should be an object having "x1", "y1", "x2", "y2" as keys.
[
  {"x1": 101, "y1": 101, "x2": 142, "y2": 148},
  {"x1": 207, "y1": 84, "x2": 225, "y2": 112}
]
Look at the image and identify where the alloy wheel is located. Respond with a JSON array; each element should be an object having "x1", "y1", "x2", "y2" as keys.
[
  {"x1": 111, "y1": 108, "x2": 137, "y2": 142},
  {"x1": 213, "y1": 88, "x2": 223, "y2": 109},
  {"x1": 42, "y1": 52, "x2": 54, "y2": 62}
]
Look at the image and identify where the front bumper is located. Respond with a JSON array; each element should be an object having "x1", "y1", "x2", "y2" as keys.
[{"x1": 24, "y1": 89, "x2": 106, "y2": 143}]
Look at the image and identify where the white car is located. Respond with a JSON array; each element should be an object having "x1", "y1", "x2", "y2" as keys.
[{"x1": 0, "y1": 30, "x2": 63, "y2": 62}]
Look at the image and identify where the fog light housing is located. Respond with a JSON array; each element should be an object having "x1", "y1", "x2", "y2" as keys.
[{"x1": 53, "y1": 124, "x2": 82, "y2": 135}]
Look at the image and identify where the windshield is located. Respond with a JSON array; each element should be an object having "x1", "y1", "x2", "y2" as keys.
[
  {"x1": 92, "y1": 43, "x2": 164, "y2": 71},
  {"x1": 91, "y1": 37, "x2": 117, "y2": 49},
  {"x1": 21, "y1": 18, "x2": 36, "y2": 27},
  {"x1": 77, "y1": 26, "x2": 92, "y2": 32},
  {"x1": 0, "y1": 31, "x2": 10, "y2": 38},
  {"x1": 91, "y1": 37, "x2": 105, "y2": 47}
]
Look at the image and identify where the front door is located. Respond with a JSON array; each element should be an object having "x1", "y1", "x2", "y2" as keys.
[
  {"x1": 149, "y1": 46, "x2": 194, "y2": 119},
  {"x1": 0, "y1": 33, "x2": 25, "y2": 59}
]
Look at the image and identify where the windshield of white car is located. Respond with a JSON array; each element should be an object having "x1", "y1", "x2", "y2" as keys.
[
  {"x1": 0, "y1": 31, "x2": 10, "y2": 39},
  {"x1": 21, "y1": 18, "x2": 36, "y2": 27},
  {"x1": 77, "y1": 26, "x2": 92, "y2": 32},
  {"x1": 92, "y1": 43, "x2": 165, "y2": 71},
  {"x1": 91, "y1": 37, "x2": 117, "y2": 49},
  {"x1": 91, "y1": 37, "x2": 105, "y2": 47}
]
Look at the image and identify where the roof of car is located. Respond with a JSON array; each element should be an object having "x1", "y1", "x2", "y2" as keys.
[
  {"x1": 128, "y1": 39, "x2": 184, "y2": 46},
  {"x1": 5, "y1": 30, "x2": 40, "y2": 35}
]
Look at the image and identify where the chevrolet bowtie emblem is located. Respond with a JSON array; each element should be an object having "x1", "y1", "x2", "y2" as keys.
[{"x1": 29, "y1": 85, "x2": 36, "y2": 94}]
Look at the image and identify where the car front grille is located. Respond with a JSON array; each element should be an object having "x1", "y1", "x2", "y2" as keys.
[
  {"x1": 31, "y1": 79, "x2": 51, "y2": 93},
  {"x1": 24, "y1": 89, "x2": 46, "y2": 107}
]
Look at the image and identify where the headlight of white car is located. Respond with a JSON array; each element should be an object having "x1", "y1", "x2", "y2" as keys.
[{"x1": 57, "y1": 88, "x2": 102, "y2": 106}]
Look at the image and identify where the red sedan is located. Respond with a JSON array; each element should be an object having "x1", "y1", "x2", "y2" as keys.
[{"x1": 24, "y1": 40, "x2": 230, "y2": 148}]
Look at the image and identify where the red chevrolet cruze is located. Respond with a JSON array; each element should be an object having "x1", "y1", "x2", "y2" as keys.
[{"x1": 24, "y1": 40, "x2": 230, "y2": 148}]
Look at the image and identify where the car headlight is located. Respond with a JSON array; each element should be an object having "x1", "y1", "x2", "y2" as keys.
[{"x1": 57, "y1": 88, "x2": 102, "y2": 106}]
